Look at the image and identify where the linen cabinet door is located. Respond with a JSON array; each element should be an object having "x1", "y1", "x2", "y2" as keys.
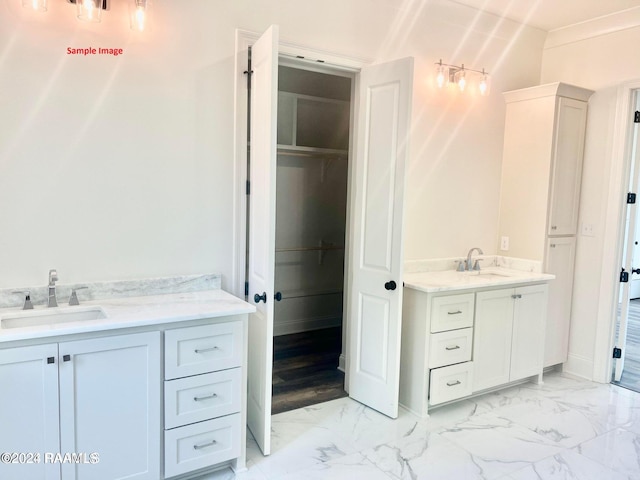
[
  {"x1": 0, "y1": 344, "x2": 61, "y2": 480},
  {"x1": 547, "y1": 97, "x2": 588, "y2": 236},
  {"x1": 58, "y1": 332, "x2": 161, "y2": 480},
  {"x1": 473, "y1": 289, "x2": 514, "y2": 392},
  {"x1": 510, "y1": 284, "x2": 548, "y2": 381},
  {"x1": 544, "y1": 237, "x2": 576, "y2": 367}
]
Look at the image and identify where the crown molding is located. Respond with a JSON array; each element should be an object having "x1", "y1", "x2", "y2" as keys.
[{"x1": 545, "y1": 6, "x2": 640, "y2": 50}]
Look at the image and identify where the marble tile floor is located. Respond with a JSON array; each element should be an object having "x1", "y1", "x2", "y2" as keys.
[{"x1": 200, "y1": 372, "x2": 640, "y2": 480}]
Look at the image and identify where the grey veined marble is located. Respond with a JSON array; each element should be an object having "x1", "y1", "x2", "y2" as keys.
[{"x1": 0, "y1": 273, "x2": 221, "y2": 309}]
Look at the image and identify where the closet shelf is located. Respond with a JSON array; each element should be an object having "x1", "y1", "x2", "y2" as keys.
[{"x1": 277, "y1": 145, "x2": 348, "y2": 159}]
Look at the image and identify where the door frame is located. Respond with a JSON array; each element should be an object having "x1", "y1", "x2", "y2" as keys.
[
  {"x1": 232, "y1": 28, "x2": 372, "y2": 387},
  {"x1": 595, "y1": 80, "x2": 640, "y2": 383}
]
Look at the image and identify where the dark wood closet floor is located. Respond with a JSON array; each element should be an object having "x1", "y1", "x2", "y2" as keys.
[
  {"x1": 613, "y1": 299, "x2": 640, "y2": 392},
  {"x1": 272, "y1": 326, "x2": 347, "y2": 415}
]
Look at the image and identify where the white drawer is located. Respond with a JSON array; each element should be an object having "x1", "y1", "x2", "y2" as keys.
[
  {"x1": 165, "y1": 321, "x2": 242, "y2": 380},
  {"x1": 164, "y1": 413, "x2": 241, "y2": 478},
  {"x1": 165, "y1": 368, "x2": 242, "y2": 429},
  {"x1": 429, "y1": 328, "x2": 473, "y2": 369},
  {"x1": 429, "y1": 362, "x2": 473, "y2": 406},
  {"x1": 431, "y1": 293, "x2": 475, "y2": 333}
]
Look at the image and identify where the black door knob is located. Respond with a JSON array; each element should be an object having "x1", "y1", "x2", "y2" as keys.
[
  {"x1": 274, "y1": 292, "x2": 282, "y2": 301},
  {"x1": 254, "y1": 292, "x2": 267, "y2": 303},
  {"x1": 384, "y1": 280, "x2": 397, "y2": 291}
]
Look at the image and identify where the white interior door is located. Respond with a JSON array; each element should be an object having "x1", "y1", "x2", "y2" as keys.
[
  {"x1": 246, "y1": 24, "x2": 278, "y2": 455},
  {"x1": 615, "y1": 91, "x2": 640, "y2": 382},
  {"x1": 347, "y1": 57, "x2": 413, "y2": 418}
]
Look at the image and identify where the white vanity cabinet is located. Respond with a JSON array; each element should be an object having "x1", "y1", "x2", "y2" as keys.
[
  {"x1": 0, "y1": 312, "x2": 248, "y2": 480},
  {"x1": 498, "y1": 83, "x2": 593, "y2": 368},
  {"x1": 0, "y1": 332, "x2": 161, "y2": 480},
  {"x1": 473, "y1": 285, "x2": 548, "y2": 392},
  {"x1": 400, "y1": 282, "x2": 548, "y2": 417}
]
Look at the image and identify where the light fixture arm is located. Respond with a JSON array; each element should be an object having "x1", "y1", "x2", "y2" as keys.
[{"x1": 435, "y1": 60, "x2": 489, "y2": 78}]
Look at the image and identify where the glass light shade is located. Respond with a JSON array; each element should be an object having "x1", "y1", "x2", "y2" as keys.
[
  {"x1": 22, "y1": 0, "x2": 47, "y2": 12},
  {"x1": 129, "y1": 0, "x2": 148, "y2": 31},
  {"x1": 456, "y1": 69, "x2": 466, "y2": 92},
  {"x1": 435, "y1": 63, "x2": 449, "y2": 89},
  {"x1": 77, "y1": 0, "x2": 103, "y2": 23},
  {"x1": 479, "y1": 73, "x2": 491, "y2": 96}
]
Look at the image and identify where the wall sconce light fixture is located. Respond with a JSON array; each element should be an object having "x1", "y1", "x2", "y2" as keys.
[
  {"x1": 21, "y1": 0, "x2": 148, "y2": 30},
  {"x1": 435, "y1": 60, "x2": 491, "y2": 95}
]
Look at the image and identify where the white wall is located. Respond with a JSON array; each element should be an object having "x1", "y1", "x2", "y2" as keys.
[
  {"x1": 540, "y1": 11, "x2": 640, "y2": 380},
  {"x1": 0, "y1": 0, "x2": 546, "y2": 290}
]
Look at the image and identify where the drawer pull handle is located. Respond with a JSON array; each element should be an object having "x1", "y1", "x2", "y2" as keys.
[
  {"x1": 194, "y1": 346, "x2": 219, "y2": 354},
  {"x1": 445, "y1": 345, "x2": 460, "y2": 350},
  {"x1": 447, "y1": 310, "x2": 462, "y2": 315},
  {"x1": 193, "y1": 393, "x2": 218, "y2": 402},
  {"x1": 193, "y1": 440, "x2": 217, "y2": 450},
  {"x1": 446, "y1": 380, "x2": 461, "y2": 387}
]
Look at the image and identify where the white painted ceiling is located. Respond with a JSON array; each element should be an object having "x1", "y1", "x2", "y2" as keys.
[{"x1": 449, "y1": 0, "x2": 640, "y2": 31}]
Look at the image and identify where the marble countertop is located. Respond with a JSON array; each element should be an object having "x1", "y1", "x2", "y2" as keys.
[
  {"x1": 404, "y1": 267, "x2": 555, "y2": 293},
  {"x1": 0, "y1": 289, "x2": 255, "y2": 344}
]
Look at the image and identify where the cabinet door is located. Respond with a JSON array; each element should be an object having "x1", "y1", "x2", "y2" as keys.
[
  {"x1": 0, "y1": 344, "x2": 61, "y2": 480},
  {"x1": 510, "y1": 284, "x2": 548, "y2": 380},
  {"x1": 544, "y1": 237, "x2": 576, "y2": 367},
  {"x1": 473, "y1": 289, "x2": 514, "y2": 392},
  {"x1": 59, "y1": 332, "x2": 161, "y2": 480},
  {"x1": 548, "y1": 97, "x2": 588, "y2": 236}
]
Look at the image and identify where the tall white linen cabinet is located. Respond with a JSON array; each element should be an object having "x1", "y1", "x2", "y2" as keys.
[{"x1": 497, "y1": 82, "x2": 594, "y2": 368}]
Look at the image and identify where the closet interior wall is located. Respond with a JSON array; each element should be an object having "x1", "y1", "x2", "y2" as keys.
[{"x1": 274, "y1": 65, "x2": 351, "y2": 336}]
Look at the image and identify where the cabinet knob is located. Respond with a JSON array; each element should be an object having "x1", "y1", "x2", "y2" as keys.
[
  {"x1": 47, "y1": 357, "x2": 55, "y2": 364},
  {"x1": 551, "y1": 226, "x2": 557, "y2": 230},
  {"x1": 384, "y1": 281, "x2": 397, "y2": 291},
  {"x1": 63, "y1": 354, "x2": 71, "y2": 362},
  {"x1": 254, "y1": 292, "x2": 267, "y2": 303},
  {"x1": 274, "y1": 292, "x2": 282, "y2": 301}
]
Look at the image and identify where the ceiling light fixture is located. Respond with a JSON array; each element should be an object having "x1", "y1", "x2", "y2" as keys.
[{"x1": 434, "y1": 60, "x2": 491, "y2": 96}]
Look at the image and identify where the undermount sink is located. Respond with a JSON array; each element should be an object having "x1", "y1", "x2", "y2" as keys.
[
  {"x1": 460, "y1": 269, "x2": 514, "y2": 278},
  {"x1": 0, "y1": 306, "x2": 107, "y2": 329}
]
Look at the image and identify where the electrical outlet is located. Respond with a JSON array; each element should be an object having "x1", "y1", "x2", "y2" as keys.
[
  {"x1": 581, "y1": 223, "x2": 595, "y2": 237},
  {"x1": 500, "y1": 236, "x2": 509, "y2": 251}
]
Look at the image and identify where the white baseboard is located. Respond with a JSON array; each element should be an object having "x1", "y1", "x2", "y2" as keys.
[
  {"x1": 563, "y1": 353, "x2": 594, "y2": 381},
  {"x1": 338, "y1": 353, "x2": 345, "y2": 373},
  {"x1": 274, "y1": 315, "x2": 342, "y2": 336}
]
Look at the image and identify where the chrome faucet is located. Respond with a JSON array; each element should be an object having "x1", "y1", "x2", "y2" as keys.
[
  {"x1": 48, "y1": 269, "x2": 58, "y2": 307},
  {"x1": 465, "y1": 248, "x2": 484, "y2": 271}
]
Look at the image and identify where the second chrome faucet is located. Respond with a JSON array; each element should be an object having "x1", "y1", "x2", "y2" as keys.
[{"x1": 48, "y1": 269, "x2": 58, "y2": 307}]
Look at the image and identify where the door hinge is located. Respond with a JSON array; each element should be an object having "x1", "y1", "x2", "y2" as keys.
[
  {"x1": 635, "y1": 111, "x2": 640, "y2": 123},
  {"x1": 246, "y1": 180, "x2": 250, "y2": 195},
  {"x1": 244, "y1": 282, "x2": 249, "y2": 296},
  {"x1": 620, "y1": 268, "x2": 629, "y2": 283},
  {"x1": 628, "y1": 192, "x2": 636, "y2": 204},
  {"x1": 613, "y1": 347, "x2": 622, "y2": 359}
]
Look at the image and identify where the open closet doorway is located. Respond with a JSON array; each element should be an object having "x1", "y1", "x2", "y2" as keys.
[
  {"x1": 613, "y1": 88, "x2": 640, "y2": 391},
  {"x1": 271, "y1": 64, "x2": 353, "y2": 414},
  {"x1": 239, "y1": 24, "x2": 413, "y2": 456}
]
